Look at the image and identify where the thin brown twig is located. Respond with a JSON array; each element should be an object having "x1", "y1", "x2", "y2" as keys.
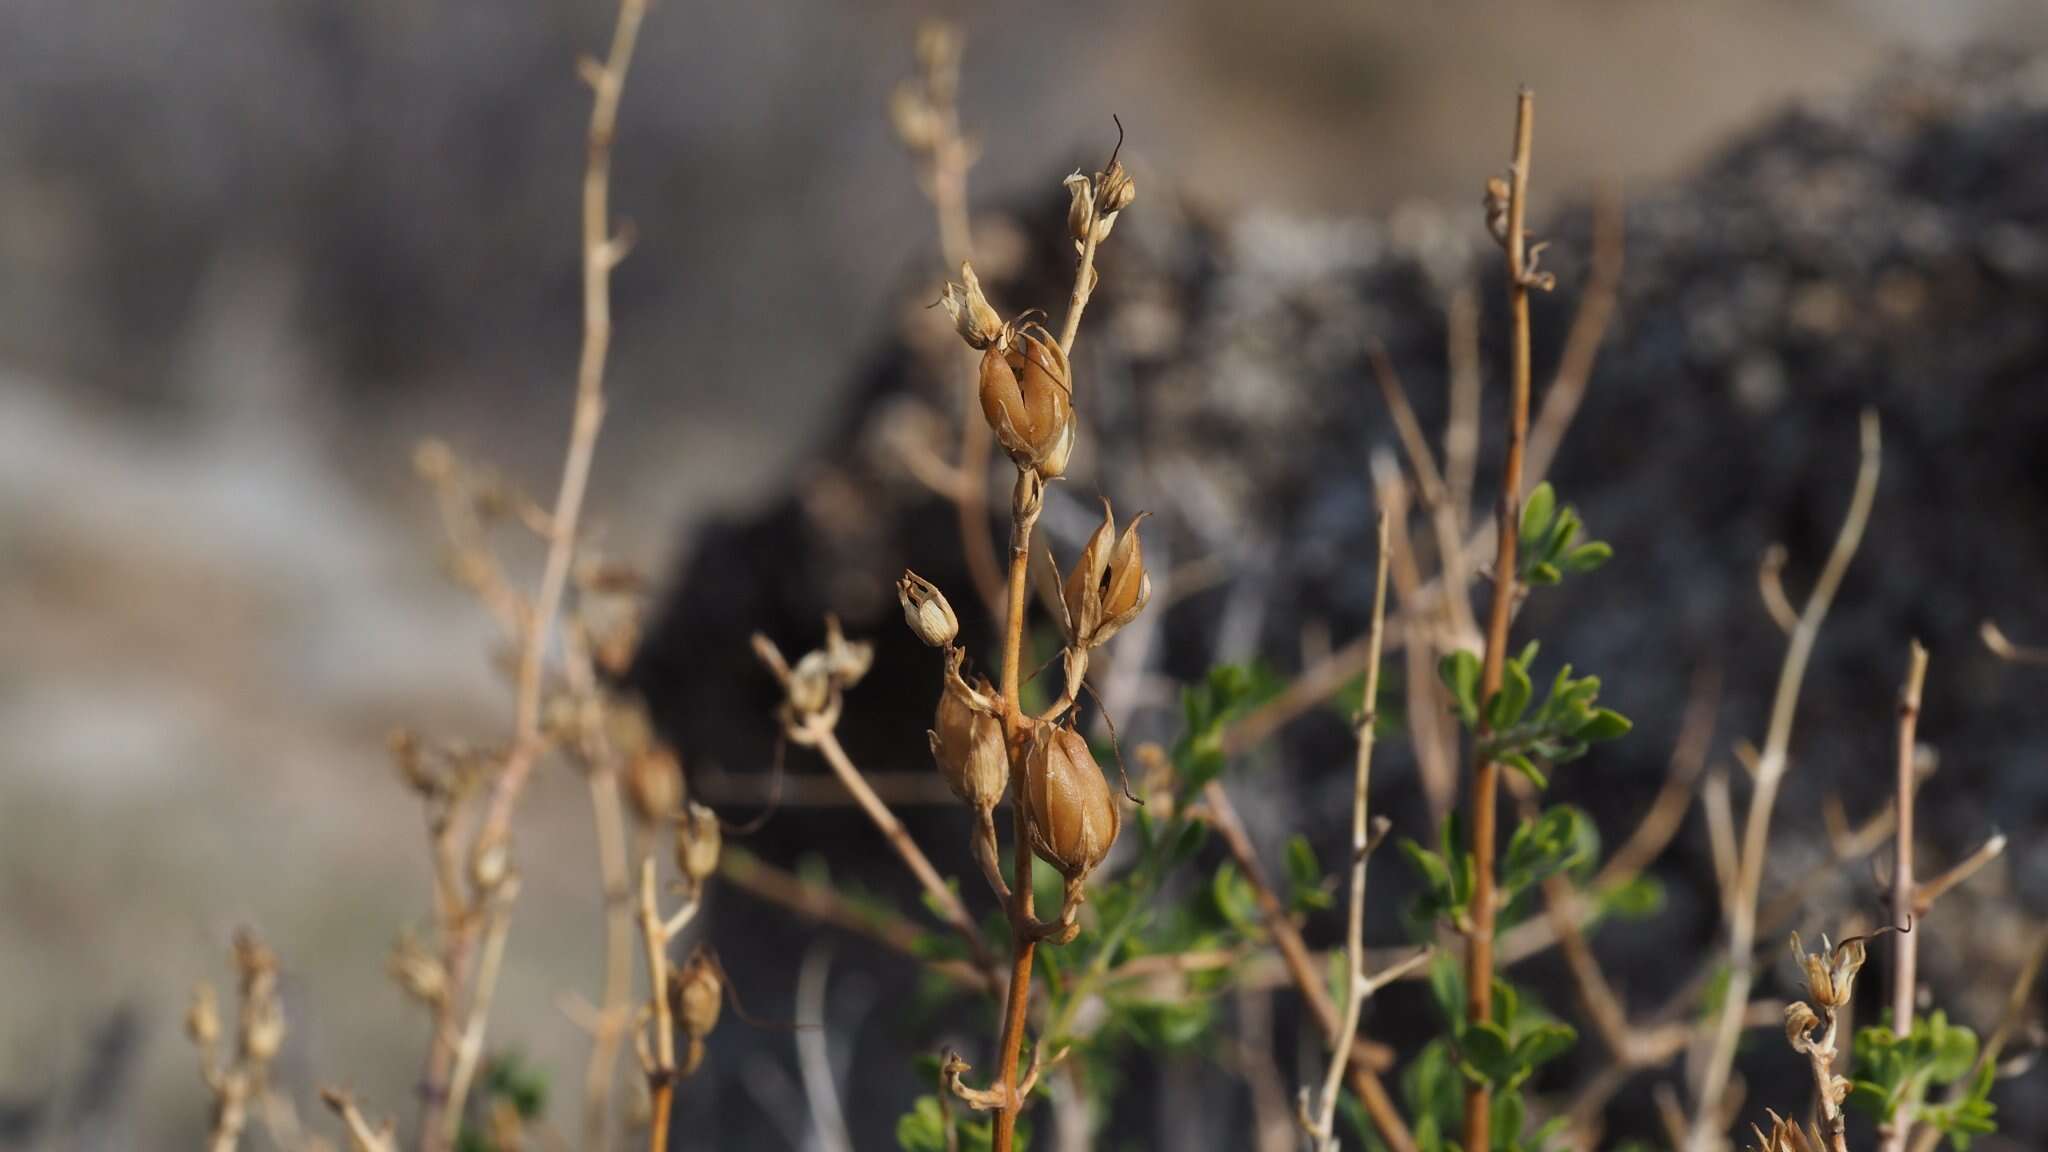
[
  {"x1": 1912, "y1": 831, "x2": 2007, "y2": 913},
  {"x1": 1465, "y1": 88, "x2": 1538, "y2": 1152},
  {"x1": 1201, "y1": 780, "x2": 1413, "y2": 1151},
  {"x1": 442, "y1": 879, "x2": 521, "y2": 1150},
  {"x1": 1689, "y1": 411, "x2": 1881, "y2": 1151},
  {"x1": 718, "y1": 847, "x2": 994, "y2": 994},
  {"x1": 1880, "y1": 641, "x2": 1929, "y2": 1152},
  {"x1": 1304, "y1": 510, "x2": 1392, "y2": 1150},
  {"x1": 1980, "y1": 619, "x2": 2048, "y2": 665},
  {"x1": 1444, "y1": 283, "x2": 1482, "y2": 529},
  {"x1": 1370, "y1": 344, "x2": 1478, "y2": 647},
  {"x1": 1373, "y1": 456, "x2": 1458, "y2": 826},
  {"x1": 637, "y1": 857, "x2": 679, "y2": 1152},
  {"x1": 417, "y1": 1, "x2": 647, "y2": 1143}
]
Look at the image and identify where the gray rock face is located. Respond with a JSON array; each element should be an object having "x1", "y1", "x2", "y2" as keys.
[{"x1": 642, "y1": 50, "x2": 2048, "y2": 1148}]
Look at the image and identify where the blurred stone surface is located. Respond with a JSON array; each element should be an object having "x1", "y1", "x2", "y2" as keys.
[{"x1": 646, "y1": 49, "x2": 2048, "y2": 1148}]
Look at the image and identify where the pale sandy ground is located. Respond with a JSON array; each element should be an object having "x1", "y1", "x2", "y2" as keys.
[{"x1": 3, "y1": 0, "x2": 2046, "y2": 1145}]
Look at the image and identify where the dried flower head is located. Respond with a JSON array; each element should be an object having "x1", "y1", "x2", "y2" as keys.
[
  {"x1": 898, "y1": 570, "x2": 959, "y2": 648},
  {"x1": 671, "y1": 951, "x2": 723, "y2": 1040},
  {"x1": 979, "y1": 321, "x2": 1076, "y2": 478},
  {"x1": 1789, "y1": 931, "x2": 1866, "y2": 1011},
  {"x1": 388, "y1": 932, "x2": 449, "y2": 1007},
  {"x1": 1023, "y1": 724, "x2": 1120, "y2": 883},
  {"x1": 627, "y1": 744, "x2": 683, "y2": 825},
  {"x1": 940, "y1": 263, "x2": 1006, "y2": 351},
  {"x1": 1060, "y1": 501, "x2": 1150, "y2": 650},
  {"x1": 675, "y1": 799, "x2": 722, "y2": 886},
  {"x1": 930, "y1": 654, "x2": 1006, "y2": 812},
  {"x1": 1748, "y1": 1110, "x2": 1823, "y2": 1152}
]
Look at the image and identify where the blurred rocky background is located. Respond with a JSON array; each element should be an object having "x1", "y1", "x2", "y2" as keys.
[{"x1": 5, "y1": 1, "x2": 2048, "y2": 1150}]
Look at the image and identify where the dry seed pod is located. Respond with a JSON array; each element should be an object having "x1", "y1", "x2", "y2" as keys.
[
  {"x1": 1060, "y1": 501, "x2": 1150, "y2": 650},
  {"x1": 1789, "y1": 932, "x2": 1864, "y2": 1010},
  {"x1": 786, "y1": 650, "x2": 834, "y2": 716},
  {"x1": 930, "y1": 663, "x2": 1006, "y2": 812},
  {"x1": 388, "y1": 934, "x2": 448, "y2": 1007},
  {"x1": 1023, "y1": 724, "x2": 1120, "y2": 883},
  {"x1": 670, "y1": 952, "x2": 723, "y2": 1039},
  {"x1": 1096, "y1": 157, "x2": 1135, "y2": 215},
  {"x1": 822, "y1": 615, "x2": 874, "y2": 687},
  {"x1": 627, "y1": 744, "x2": 683, "y2": 825},
  {"x1": 897, "y1": 570, "x2": 959, "y2": 648},
  {"x1": 1064, "y1": 172, "x2": 1096, "y2": 245},
  {"x1": 675, "y1": 799, "x2": 722, "y2": 886},
  {"x1": 980, "y1": 323, "x2": 1076, "y2": 478},
  {"x1": 940, "y1": 264, "x2": 1005, "y2": 351}
]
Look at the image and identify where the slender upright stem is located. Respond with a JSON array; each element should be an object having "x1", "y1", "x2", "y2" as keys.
[
  {"x1": 417, "y1": 1, "x2": 646, "y2": 1143},
  {"x1": 1056, "y1": 227, "x2": 1101, "y2": 356},
  {"x1": 992, "y1": 470, "x2": 1043, "y2": 1152},
  {"x1": 1309, "y1": 512, "x2": 1392, "y2": 1149},
  {"x1": 1688, "y1": 412, "x2": 1880, "y2": 1150},
  {"x1": 1880, "y1": 641, "x2": 1929, "y2": 1152},
  {"x1": 637, "y1": 858, "x2": 677, "y2": 1152},
  {"x1": 580, "y1": 766, "x2": 636, "y2": 1152},
  {"x1": 1465, "y1": 88, "x2": 1534, "y2": 1152}
]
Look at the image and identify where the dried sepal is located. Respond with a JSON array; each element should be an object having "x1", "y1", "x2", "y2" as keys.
[
  {"x1": 898, "y1": 570, "x2": 959, "y2": 648},
  {"x1": 670, "y1": 950, "x2": 723, "y2": 1040},
  {"x1": 1789, "y1": 931, "x2": 1865, "y2": 1010},
  {"x1": 1059, "y1": 502, "x2": 1150, "y2": 650},
  {"x1": 940, "y1": 263, "x2": 1005, "y2": 351},
  {"x1": 388, "y1": 932, "x2": 449, "y2": 1008}
]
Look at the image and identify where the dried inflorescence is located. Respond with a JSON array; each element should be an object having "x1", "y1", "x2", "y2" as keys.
[
  {"x1": 190, "y1": 931, "x2": 288, "y2": 1152},
  {"x1": 668, "y1": 949, "x2": 723, "y2": 1077}
]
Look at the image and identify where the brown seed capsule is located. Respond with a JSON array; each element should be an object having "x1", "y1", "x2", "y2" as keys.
[
  {"x1": 897, "y1": 570, "x2": 959, "y2": 648},
  {"x1": 1064, "y1": 172, "x2": 1096, "y2": 245},
  {"x1": 821, "y1": 615, "x2": 873, "y2": 687},
  {"x1": 980, "y1": 323, "x2": 1076, "y2": 478},
  {"x1": 1096, "y1": 158, "x2": 1136, "y2": 216},
  {"x1": 1023, "y1": 724, "x2": 1119, "y2": 882},
  {"x1": 388, "y1": 934, "x2": 449, "y2": 1007},
  {"x1": 1789, "y1": 932, "x2": 1864, "y2": 1011},
  {"x1": 930, "y1": 663, "x2": 1006, "y2": 812},
  {"x1": 675, "y1": 799, "x2": 721, "y2": 886},
  {"x1": 786, "y1": 650, "x2": 834, "y2": 717},
  {"x1": 670, "y1": 952, "x2": 723, "y2": 1039},
  {"x1": 1060, "y1": 501, "x2": 1150, "y2": 649},
  {"x1": 628, "y1": 744, "x2": 683, "y2": 825}
]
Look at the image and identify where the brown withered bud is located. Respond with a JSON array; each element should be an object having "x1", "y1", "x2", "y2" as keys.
[
  {"x1": 930, "y1": 655, "x2": 1006, "y2": 813},
  {"x1": 1484, "y1": 175, "x2": 1512, "y2": 245},
  {"x1": 821, "y1": 615, "x2": 874, "y2": 687},
  {"x1": 897, "y1": 570, "x2": 959, "y2": 648},
  {"x1": 1023, "y1": 724, "x2": 1120, "y2": 883},
  {"x1": 980, "y1": 323, "x2": 1076, "y2": 478},
  {"x1": 388, "y1": 933, "x2": 449, "y2": 1007},
  {"x1": 675, "y1": 799, "x2": 722, "y2": 886},
  {"x1": 1789, "y1": 932, "x2": 1865, "y2": 1011},
  {"x1": 670, "y1": 952, "x2": 723, "y2": 1040},
  {"x1": 1783, "y1": 1000, "x2": 1821, "y2": 1054},
  {"x1": 786, "y1": 650, "x2": 834, "y2": 717},
  {"x1": 889, "y1": 83, "x2": 939, "y2": 152},
  {"x1": 1064, "y1": 172, "x2": 1096, "y2": 245},
  {"x1": 940, "y1": 263, "x2": 1005, "y2": 351},
  {"x1": 1060, "y1": 501, "x2": 1150, "y2": 650},
  {"x1": 186, "y1": 982, "x2": 221, "y2": 1049},
  {"x1": 627, "y1": 744, "x2": 683, "y2": 825},
  {"x1": 470, "y1": 831, "x2": 510, "y2": 894},
  {"x1": 1096, "y1": 157, "x2": 1136, "y2": 216}
]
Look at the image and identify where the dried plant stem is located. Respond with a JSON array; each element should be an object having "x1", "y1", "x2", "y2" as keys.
[
  {"x1": 417, "y1": 1, "x2": 646, "y2": 1144},
  {"x1": 1057, "y1": 228, "x2": 1101, "y2": 357},
  {"x1": 1880, "y1": 641, "x2": 1929, "y2": 1152},
  {"x1": 721, "y1": 847, "x2": 993, "y2": 993},
  {"x1": 798, "y1": 719, "x2": 994, "y2": 970},
  {"x1": 442, "y1": 880, "x2": 520, "y2": 1150},
  {"x1": 1688, "y1": 411, "x2": 1881, "y2": 1151},
  {"x1": 992, "y1": 470, "x2": 1045, "y2": 1152},
  {"x1": 322, "y1": 1089, "x2": 400, "y2": 1152},
  {"x1": 1202, "y1": 781, "x2": 1413, "y2": 1152},
  {"x1": 637, "y1": 856, "x2": 698, "y2": 1152},
  {"x1": 1305, "y1": 512, "x2": 1392, "y2": 1150},
  {"x1": 1465, "y1": 88, "x2": 1536, "y2": 1152},
  {"x1": 580, "y1": 765, "x2": 636, "y2": 1152}
]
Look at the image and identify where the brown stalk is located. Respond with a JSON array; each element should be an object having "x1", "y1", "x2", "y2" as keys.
[
  {"x1": 637, "y1": 858, "x2": 680, "y2": 1152},
  {"x1": 416, "y1": 0, "x2": 647, "y2": 1144},
  {"x1": 719, "y1": 847, "x2": 994, "y2": 994},
  {"x1": 1880, "y1": 641, "x2": 1929, "y2": 1152},
  {"x1": 1374, "y1": 457, "x2": 1459, "y2": 826},
  {"x1": 990, "y1": 468, "x2": 1046, "y2": 1152},
  {"x1": 1464, "y1": 88, "x2": 1537, "y2": 1152},
  {"x1": 1688, "y1": 411, "x2": 1881, "y2": 1151}
]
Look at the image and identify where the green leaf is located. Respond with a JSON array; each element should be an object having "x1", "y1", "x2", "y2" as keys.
[
  {"x1": 1526, "y1": 561, "x2": 1562, "y2": 587},
  {"x1": 1596, "y1": 874, "x2": 1665, "y2": 921},
  {"x1": 1574, "y1": 708, "x2": 1632, "y2": 743},
  {"x1": 1439, "y1": 650, "x2": 1483, "y2": 728},
  {"x1": 1459, "y1": 1021, "x2": 1518, "y2": 1086},
  {"x1": 1513, "y1": 1021, "x2": 1578, "y2": 1073},
  {"x1": 1490, "y1": 1089, "x2": 1526, "y2": 1152},
  {"x1": 1287, "y1": 835, "x2": 1328, "y2": 911},
  {"x1": 1170, "y1": 820, "x2": 1209, "y2": 867},
  {"x1": 1562, "y1": 541, "x2": 1612, "y2": 573},
  {"x1": 1487, "y1": 658, "x2": 1534, "y2": 732},
  {"x1": 1519, "y1": 483, "x2": 1556, "y2": 546},
  {"x1": 1500, "y1": 751, "x2": 1548, "y2": 790}
]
